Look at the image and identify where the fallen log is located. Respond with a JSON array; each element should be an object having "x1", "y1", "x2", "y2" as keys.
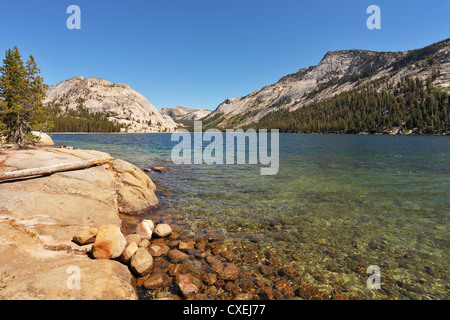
[{"x1": 0, "y1": 157, "x2": 114, "y2": 182}]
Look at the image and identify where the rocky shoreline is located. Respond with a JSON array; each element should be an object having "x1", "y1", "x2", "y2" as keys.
[
  {"x1": 0, "y1": 146, "x2": 252, "y2": 300},
  {"x1": 0, "y1": 146, "x2": 350, "y2": 300}
]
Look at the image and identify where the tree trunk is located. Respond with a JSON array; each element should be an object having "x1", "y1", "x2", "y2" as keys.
[{"x1": 0, "y1": 157, "x2": 113, "y2": 182}]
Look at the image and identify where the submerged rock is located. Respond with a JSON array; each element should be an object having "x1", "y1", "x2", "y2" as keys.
[
  {"x1": 143, "y1": 272, "x2": 167, "y2": 289},
  {"x1": 152, "y1": 166, "x2": 167, "y2": 173},
  {"x1": 149, "y1": 243, "x2": 170, "y2": 257},
  {"x1": 218, "y1": 263, "x2": 239, "y2": 281},
  {"x1": 176, "y1": 274, "x2": 199, "y2": 297},
  {"x1": 168, "y1": 249, "x2": 189, "y2": 262}
]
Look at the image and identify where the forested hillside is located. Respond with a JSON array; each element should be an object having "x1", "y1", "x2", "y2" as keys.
[
  {"x1": 41, "y1": 101, "x2": 124, "y2": 133},
  {"x1": 252, "y1": 74, "x2": 449, "y2": 134}
]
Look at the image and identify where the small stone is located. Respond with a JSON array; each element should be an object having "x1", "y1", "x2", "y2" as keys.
[
  {"x1": 224, "y1": 281, "x2": 239, "y2": 293},
  {"x1": 92, "y1": 224, "x2": 127, "y2": 259},
  {"x1": 297, "y1": 285, "x2": 329, "y2": 300},
  {"x1": 152, "y1": 166, "x2": 167, "y2": 173},
  {"x1": 195, "y1": 239, "x2": 208, "y2": 250},
  {"x1": 220, "y1": 250, "x2": 234, "y2": 262},
  {"x1": 130, "y1": 248, "x2": 154, "y2": 276},
  {"x1": 332, "y1": 292, "x2": 349, "y2": 300},
  {"x1": 143, "y1": 272, "x2": 164, "y2": 289},
  {"x1": 204, "y1": 285, "x2": 218, "y2": 296},
  {"x1": 73, "y1": 227, "x2": 98, "y2": 245},
  {"x1": 311, "y1": 272, "x2": 325, "y2": 282},
  {"x1": 120, "y1": 242, "x2": 139, "y2": 263},
  {"x1": 136, "y1": 220, "x2": 154, "y2": 239},
  {"x1": 259, "y1": 287, "x2": 274, "y2": 300},
  {"x1": 179, "y1": 240, "x2": 195, "y2": 250},
  {"x1": 235, "y1": 293, "x2": 255, "y2": 300},
  {"x1": 259, "y1": 265, "x2": 274, "y2": 276},
  {"x1": 206, "y1": 255, "x2": 219, "y2": 264},
  {"x1": 218, "y1": 263, "x2": 239, "y2": 281},
  {"x1": 168, "y1": 264, "x2": 184, "y2": 277},
  {"x1": 168, "y1": 249, "x2": 189, "y2": 262},
  {"x1": 154, "y1": 223, "x2": 173, "y2": 238},
  {"x1": 195, "y1": 251, "x2": 208, "y2": 259},
  {"x1": 278, "y1": 267, "x2": 299, "y2": 279},
  {"x1": 255, "y1": 279, "x2": 269, "y2": 288},
  {"x1": 149, "y1": 243, "x2": 170, "y2": 257},
  {"x1": 274, "y1": 280, "x2": 294, "y2": 298},
  {"x1": 202, "y1": 272, "x2": 217, "y2": 286},
  {"x1": 176, "y1": 274, "x2": 199, "y2": 297}
]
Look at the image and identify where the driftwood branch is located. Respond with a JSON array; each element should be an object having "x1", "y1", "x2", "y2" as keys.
[{"x1": 0, "y1": 157, "x2": 114, "y2": 182}]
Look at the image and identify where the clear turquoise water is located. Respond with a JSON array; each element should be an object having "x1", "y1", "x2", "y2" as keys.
[{"x1": 52, "y1": 133, "x2": 450, "y2": 299}]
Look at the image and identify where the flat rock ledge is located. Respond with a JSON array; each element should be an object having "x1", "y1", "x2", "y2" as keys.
[{"x1": 0, "y1": 147, "x2": 160, "y2": 300}]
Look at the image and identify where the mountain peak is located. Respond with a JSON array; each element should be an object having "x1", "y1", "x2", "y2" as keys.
[
  {"x1": 44, "y1": 77, "x2": 177, "y2": 133},
  {"x1": 203, "y1": 38, "x2": 450, "y2": 128}
]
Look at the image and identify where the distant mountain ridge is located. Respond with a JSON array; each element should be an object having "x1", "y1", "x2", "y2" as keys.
[
  {"x1": 160, "y1": 106, "x2": 212, "y2": 121},
  {"x1": 44, "y1": 76, "x2": 177, "y2": 133},
  {"x1": 203, "y1": 38, "x2": 450, "y2": 130}
]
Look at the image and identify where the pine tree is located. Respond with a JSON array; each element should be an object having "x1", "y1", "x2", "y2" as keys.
[{"x1": 0, "y1": 47, "x2": 48, "y2": 147}]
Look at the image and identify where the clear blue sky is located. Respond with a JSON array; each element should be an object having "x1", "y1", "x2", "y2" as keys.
[{"x1": 1, "y1": 0, "x2": 449, "y2": 110}]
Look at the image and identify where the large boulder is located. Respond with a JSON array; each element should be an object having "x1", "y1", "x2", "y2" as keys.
[
  {"x1": 92, "y1": 224, "x2": 127, "y2": 259},
  {"x1": 112, "y1": 159, "x2": 159, "y2": 216},
  {"x1": 32, "y1": 131, "x2": 55, "y2": 146}
]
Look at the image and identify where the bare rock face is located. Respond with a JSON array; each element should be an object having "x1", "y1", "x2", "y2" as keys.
[
  {"x1": 160, "y1": 106, "x2": 212, "y2": 121},
  {"x1": 44, "y1": 76, "x2": 177, "y2": 133},
  {"x1": 0, "y1": 147, "x2": 161, "y2": 299}
]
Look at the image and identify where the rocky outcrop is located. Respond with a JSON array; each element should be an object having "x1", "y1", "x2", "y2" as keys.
[
  {"x1": 204, "y1": 38, "x2": 450, "y2": 128},
  {"x1": 160, "y1": 106, "x2": 212, "y2": 121},
  {"x1": 0, "y1": 147, "x2": 161, "y2": 300},
  {"x1": 31, "y1": 131, "x2": 55, "y2": 146},
  {"x1": 44, "y1": 76, "x2": 177, "y2": 133},
  {"x1": 112, "y1": 160, "x2": 159, "y2": 216}
]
